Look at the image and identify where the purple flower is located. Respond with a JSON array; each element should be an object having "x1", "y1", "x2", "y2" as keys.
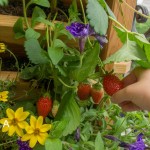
[
  {"x1": 74, "y1": 127, "x2": 80, "y2": 142},
  {"x1": 66, "y1": 22, "x2": 107, "y2": 52},
  {"x1": 17, "y1": 138, "x2": 32, "y2": 150},
  {"x1": 105, "y1": 133, "x2": 148, "y2": 150}
]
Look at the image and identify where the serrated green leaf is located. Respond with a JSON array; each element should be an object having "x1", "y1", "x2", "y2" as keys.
[
  {"x1": 55, "y1": 91, "x2": 81, "y2": 136},
  {"x1": 95, "y1": 132, "x2": 104, "y2": 150},
  {"x1": 31, "y1": 6, "x2": 46, "y2": 27},
  {"x1": 55, "y1": 65, "x2": 67, "y2": 77},
  {"x1": 53, "y1": 39, "x2": 67, "y2": 49},
  {"x1": 48, "y1": 47, "x2": 64, "y2": 65},
  {"x1": 25, "y1": 28, "x2": 40, "y2": 40},
  {"x1": 87, "y1": 0, "x2": 108, "y2": 35},
  {"x1": 13, "y1": 17, "x2": 25, "y2": 39},
  {"x1": 50, "y1": 120, "x2": 68, "y2": 138},
  {"x1": 34, "y1": 17, "x2": 54, "y2": 27},
  {"x1": 31, "y1": 0, "x2": 50, "y2": 7},
  {"x1": 98, "y1": 0, "x2": 116, "y2": 19},
  {"x1": 45, "y1": 138, "x2": 62, "y2": 150},
  {"x1": 103, "y1": 40, "x2": 147, "y2": 64},
  {"x1": 71, "y1": 43, "x2": 100, "y2": 82},
  {"x1": 24, "y1": 39, "x2": 49, "y2": 64}
]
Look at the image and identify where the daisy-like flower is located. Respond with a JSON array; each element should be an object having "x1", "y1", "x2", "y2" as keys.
[
  {"x1": 66, "y1": 22, "x2": 108, "y2": 52},
  {"x1": 0, "y1": 107, "x2": 29, "y2": 137},
  {"x1": 0, "y1": 91, "x2": 9, "y2": 102},
  {"x1": 105, "y1": 133, "x2": 149, "y2": 150},
  {"x1": 21, "y1": 116, "x2": 52, "y2": 148},
  {"x1": 0, "y1": 43, "x2": 6, "y2": 53}
]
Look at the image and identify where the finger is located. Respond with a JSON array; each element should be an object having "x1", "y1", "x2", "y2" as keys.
[
  {"x1": 120, "y1": 102, "x2": 141, "y2": 112},
  {"x1": 111, "y1": 82, "x2": 142, "y2": 105},
  {"x1": 122, "y1": 71, "x2": 137, "y2": 87}
]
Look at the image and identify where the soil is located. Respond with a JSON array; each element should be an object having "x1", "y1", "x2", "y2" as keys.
[{"x1": 0, "y1": 0, "x2": 69, "y2": 21}]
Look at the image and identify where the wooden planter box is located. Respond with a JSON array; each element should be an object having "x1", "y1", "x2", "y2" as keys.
[{"x1": 0, "y1": 0, "x2": 136, "y2": 74}]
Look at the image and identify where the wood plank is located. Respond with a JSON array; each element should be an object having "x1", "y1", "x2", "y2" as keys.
[
  {"x1": 0, "y1": 14, "x2": 76, "y2": 57},
  {"x1": 102, "y1": 0, "x2": 136, "y2": 73}
]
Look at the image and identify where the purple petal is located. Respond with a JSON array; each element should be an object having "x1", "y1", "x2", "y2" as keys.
[{"x1": 94, "y1": 34, "x2": 108, "y2": 48}]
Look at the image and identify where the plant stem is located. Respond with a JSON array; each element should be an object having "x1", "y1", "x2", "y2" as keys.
[
  {"x1": 0, "y1": 140, "x2": 17, "y2": 146},
  {"x1": 122, "y1": 0, "x2": 150, "y2": 20},
  {"x1": 22, "y1": 0, "x2": 30, "y2": 28},
  {"x1": 79, "y1": 0, "x2": 86, "y2": 24},
  {"x1": 108, "y1": 16, "x2": 129, "y2": 32},
  {"x1": 58, "y1": 78, "x2": 76, "y2": 89},
  {"x1": 6, "y1": 49, "x2": 19, "y2": 80}
]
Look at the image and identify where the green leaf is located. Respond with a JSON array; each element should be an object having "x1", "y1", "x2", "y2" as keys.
[
  {"x1": 53, "y1": 39, "x2": 67, "y2": 49},
  {"x1": 71, "y1": 43, "x2": 100, "y2": 82},
  {"x1": 95, "y1": 132, "x2": 104, "y2": 150},
  {"x1": 25, "y1": 39, "x2": 49, "y2": 64},
  {"x1": 0, "y1": 0, "x2": 8, "y2": 6},
  {"x1": 33, "y1": 17, "x2": 54, "y2": 27},
  {"x1": 103, "y1": 40, "x2": 147, "y2": 64},
  {"x1": 87, "y1": 0, "x2": 108, "y2": 35},
  {"x1": 31, "y1": 0, "x2": 50, "y2": 7},
  {"x1": 50, "y1": 120, "x2": 68, "y2": 138},
  {"x1": 55, "y1": 91, "x2": 81, "y2": 136},
  {"x1": 13, "y1": 17, "x2": 25, "y2": 39},
  {"x1": 45, "y1": 138, "x2": 62, "y2": 150},
  {"x1": 98, "y1": 0, "x2": 116, "y2": 19},
  {"x1": 135, "y1": 60, "x2": 150, "y2": 69},
  {"x1": 25, "y1": 28, "x2": 40, "y2": 40},
  {"x1": 33, "y1": 144, "x2": 45, "y2": 150},
  {"x1": 31, "y1": 6, "x2": 46, "y2": 27},
  {"x1": 48, "y1": 47, "x2": 64, "y2": 65}
]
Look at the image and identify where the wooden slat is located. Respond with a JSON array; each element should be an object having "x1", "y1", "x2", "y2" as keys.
[
  {"x1": 0, "y1": 14, "x2": 76, "y2": 57},
  {"x1": 102, "y1": 0, "x2": 136, "y2": 73},
  {"x1": 103, "y1": 0, "x2": 137, "y2": 59}
]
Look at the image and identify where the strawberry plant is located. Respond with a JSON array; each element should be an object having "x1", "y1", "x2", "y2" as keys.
[{"x1": 0, "y1": 0, "x2": 150, "y2": 150}]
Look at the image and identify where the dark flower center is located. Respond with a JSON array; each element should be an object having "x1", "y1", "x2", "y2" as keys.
[
  {"x1": 12, "y1": 118, "x2": 18, "y2": 125},
  {"x1": 34, "y1": 129, "x2": 40, "y2": 135}
]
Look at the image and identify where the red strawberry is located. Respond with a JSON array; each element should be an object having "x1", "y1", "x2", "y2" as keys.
[
  {"x1": 91, "y1": 87, "x2": 104, "y2": 104},
  {"x1": 37, "y1": 94, "x2": 52, "y2": 118},
  {"x1": 77, "y1": 83, "x2": 91, "y2": 100},
  {"x1": 103, "y1": 74, "x2": 123, "y2": 96}
]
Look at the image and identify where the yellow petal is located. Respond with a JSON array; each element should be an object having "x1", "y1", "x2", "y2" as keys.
[
  {"x1": 6, "y1": 108, "x2": 15, "y2": 120},
  {"x1": 30, "y1": 116, "x2": 36, "y2": 128},
  {"x1": 37, "y1": 133, "x2": 48, "y2": 145},
  {"x1": 2, "y1": 125, "x2": 9, "y2": 132},
  {"x1": 0, "y1": 118, "x2": 8, "y2": 124},
  {"x1": 2, "y1": 91, "x2": 9, "y2": 95},
  {"x1": 40, "y1": 124, "x2": 52, "y2": 132},
  {"x1": 18, "y1": 111, "x2": 30, "y2": 121},
  {"x1": 15, "y1": 125, "x2": 23, "y2": 137},
  {"x1": 25, "y1": 126, "x2": 34, "y2": 134},
  {"x1": 15, "y1": 107, "x2": 23, "y2": 119},
  {"x1": 8, "y1": 125, "x2": 16, "y2": 136},
  {"x1": 22, "y1": 134, "x2": 32, "y2": 141},
  {"x1": 18, "y1": 121, "x2": 28, "y2": 129},
  {"x1": 29, "y1": 135, "x2": 38, "y2": 148},
  {"x1": 36, "y1": 116, "x2": 43, "y2": 129}
]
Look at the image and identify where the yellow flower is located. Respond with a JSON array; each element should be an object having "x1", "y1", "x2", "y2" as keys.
[
  {"x1": 21, "y1": 116, "x2": 52, "y2": 148},
  {"x1": 0, "y1": 43, "x2": 6, "y2": 53},
  {"x1": 0, "y1": 91, "x2": 9, "y2": 102},
  {"x1": 0, "y1": 107, "x2": 29, "y2": 137}
]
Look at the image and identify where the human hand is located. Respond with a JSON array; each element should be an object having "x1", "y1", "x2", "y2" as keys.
[{"x1": 111, "y1": 67, "x2": 150, "y2": 112}]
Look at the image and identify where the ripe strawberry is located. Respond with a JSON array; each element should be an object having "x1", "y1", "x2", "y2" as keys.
[
  {"x1": 37, "y1": 94, "x2": 52, "y2": 118},
  {"x1": 77, "y1": 83, "x2": 91, "y2": 100},
  {"x1": 91, "y1": 87, "x2": 104, "y2": 104},
  {"x1": 103, "y1": 74, "x2": 123, "y2": 96}
]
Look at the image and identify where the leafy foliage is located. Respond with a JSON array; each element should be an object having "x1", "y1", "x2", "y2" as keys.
[{"x1": 87, "y1": 0, "x2": 108, "y2": 35}]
